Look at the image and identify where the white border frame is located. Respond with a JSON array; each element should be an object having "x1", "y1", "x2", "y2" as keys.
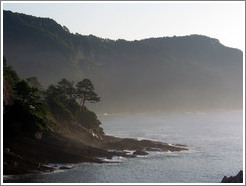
[{"x1": 1, "y1": 1, "x2": 245, "y2": 185}]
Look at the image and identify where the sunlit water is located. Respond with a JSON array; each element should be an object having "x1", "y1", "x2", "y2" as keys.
[{"x1": 3, "y1": 110, "x2": 243, "y2": 183}]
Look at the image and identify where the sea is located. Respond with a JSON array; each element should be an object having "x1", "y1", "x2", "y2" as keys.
[{"x1": 3, "y1": 110, "x2": 244, "y2": 184}]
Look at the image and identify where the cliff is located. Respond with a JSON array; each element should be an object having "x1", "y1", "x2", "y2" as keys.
[{"x1": 3, "y1": 61, "x2": 187, "y2": 175}]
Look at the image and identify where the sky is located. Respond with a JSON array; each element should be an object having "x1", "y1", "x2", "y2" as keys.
[{"x1": 2, "y1": 1, "x2": 245, "y2": 51}]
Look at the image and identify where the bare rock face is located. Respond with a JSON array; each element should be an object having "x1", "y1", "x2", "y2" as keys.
[{"x1": 221, "y1": 170, "x2": 243, "y2": 183}]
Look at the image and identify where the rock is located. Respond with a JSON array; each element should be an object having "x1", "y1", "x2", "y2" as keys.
[
  {"x1": 133, "y1": 150, "x2": 148, "y2": 156},
  {"x1": 221, "y1": 170, "x2": 243, "y2": 183},
  {"x1": 59, "y1": 166, "x2": 72, "y2": 170},
  {"x1": 103, "y1": 137, "x2": 188, "y2": 152},
  {"x1": 39, "y1": 165, "x2": 56, "y2": 172},
  {"x1": 174, "y1": 144, "x2": 187, "y2": 147},
  {"x1": 3, "y1": 131, "x2": 188, "y2": 175}
]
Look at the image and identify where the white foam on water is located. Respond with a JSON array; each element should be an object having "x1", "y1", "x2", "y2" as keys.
[
  {"x1": 97, "y1": 156, "x2": 127, "y2": 163},
  {"x1": 107, "y1": 149, "x2": 123, "y2": 153},
  {"x1": 146, "y1": 147, "x2": 162, "y2": 151},
  {"x1": 135, "y1": 137, "x2": 160, "y2": 142},
  {"x1": 123, "y1": 150, "x2": 135, "y2": 155},
  {"x1": 136, "y1": 155, "x2": 148, "y2": 158},
  {"x1": 39, "y1": 163, "x2": 74, "y2": 175}
]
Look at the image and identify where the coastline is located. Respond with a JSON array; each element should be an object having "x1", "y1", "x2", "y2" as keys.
[{"x1": 3, "y1": 131, "x2": 188, "y2": 176}]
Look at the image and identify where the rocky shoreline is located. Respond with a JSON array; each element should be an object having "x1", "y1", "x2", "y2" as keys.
[
  {"x1": 3, "y1": 132, "x2": 188, "y2": 175},
  {"x1": 4, "y1": 131, "x2": 243, "y2": 183}
]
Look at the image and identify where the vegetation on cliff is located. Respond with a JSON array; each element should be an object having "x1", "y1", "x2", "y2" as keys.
[
  {"x1": 3, "y1": 56, "x2": 106, "y2": 174},
  {"x1": 3, "y1": 57, "x2": 187, "y2": 175},
  {"x1": 3, "y1": 56, "x2": 103, "y2": 138}
]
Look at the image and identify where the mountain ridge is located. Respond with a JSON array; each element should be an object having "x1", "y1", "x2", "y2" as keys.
[{"x1": 3, "y1": 10, "x2": 243, "y2": 113}]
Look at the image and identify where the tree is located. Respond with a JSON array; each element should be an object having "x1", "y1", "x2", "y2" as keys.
[
  {"x1": 45, "y1": 79, "x2": 76, "y2": 105},
  {"x1": 62, "y1": 26, "x2": 70, "y2": 33},
  {"x1": 15, "y1": 80, "x2": 42, "y2": 108},
  {"x1": 15, "y1": 80, "x2": 32, "y2": 103},
  {"x1": 46, "y1": 85, "x2": 60, "y2": 99},
  {"x1": 57, "y1": 78, "x2": 76, "y2": 104},
  {"x1": 3, "y1": 56, "x2": 20, "y2": 87},
  {"x1": 76, "y1": 79, "x2": 100, "y2": 112},
  {"x1": 26, "y1": 77, "x2": 43, "y2": 91}
]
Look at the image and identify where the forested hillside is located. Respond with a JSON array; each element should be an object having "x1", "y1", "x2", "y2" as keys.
[{"x1": 3, "y1": 10, "x2": 243, "y2": 113}]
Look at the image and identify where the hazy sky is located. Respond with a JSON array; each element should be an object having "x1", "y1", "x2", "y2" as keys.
[{"x1": 2, "y1": 1, "x2": 245, "y2": 51}]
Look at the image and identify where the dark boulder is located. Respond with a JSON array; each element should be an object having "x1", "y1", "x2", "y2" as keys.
[
  {"x1": 221, "y1": 170, "x2": 243, "y2": 183},
  {"x1": 59, "y1": 166, "x2": 72, "y2": 170},
  {"x1": 133, "y1": 150, "x2": 148, "y2": 156}
]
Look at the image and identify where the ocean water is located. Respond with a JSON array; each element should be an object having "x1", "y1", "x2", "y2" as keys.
[{"x1": 3, "y1": 110, "x2": 243, "y2": 183}]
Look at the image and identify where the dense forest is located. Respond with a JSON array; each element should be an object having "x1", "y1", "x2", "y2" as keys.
[
  {"x1": 3, "y1": 10, "x2": 243, "y2": 113},
  {"x1": 3, "y1": 56, "x2": 106, "y2": 174},
  {"x1": 3, "y1": 56, "x2": 104, "y2": 141}
]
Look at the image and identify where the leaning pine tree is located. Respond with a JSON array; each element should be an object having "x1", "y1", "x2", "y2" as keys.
[{"x1": 76, "y1": 79, "x2": 100, "y2": 112}]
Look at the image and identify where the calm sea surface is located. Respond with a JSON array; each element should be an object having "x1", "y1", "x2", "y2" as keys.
[{"x1": 3, "y1": 110, "x2": 243, "y2": 183}]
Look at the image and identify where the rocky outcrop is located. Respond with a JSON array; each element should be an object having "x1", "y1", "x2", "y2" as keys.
[
  {"x1": 221, "y1": 170, "x2": 243, "y2": 183},
  {"x1": 133, "y1": 150, "x2": 149, "y2": 156},
  {"x1": 3, "y1": 132, "x2": 188, "y2": 175},
  {"x1": 101, "y1": 136, "x2": 188, "y2": 152}
]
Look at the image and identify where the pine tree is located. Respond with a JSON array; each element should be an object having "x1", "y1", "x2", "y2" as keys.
[{"x1": 76, "y1": 79, "x2": 100, "y2": 112}]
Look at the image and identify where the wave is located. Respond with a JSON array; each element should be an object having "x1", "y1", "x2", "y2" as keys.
[
  {"x1": 123, "y1": 150, "x2": 135, "y2": 155},
  {"x1": 97, "y1": 156, "x2": 127, "y2": 163}
]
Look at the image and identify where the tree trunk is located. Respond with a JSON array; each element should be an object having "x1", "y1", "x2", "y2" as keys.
[
  {"x1": 79, "y1": 98, "x2": 86, "y2": 112},
  {"x1": 79, "y1": 98, "x2": 83, "y2": 112},
  {"x1": 82, "y1": 98, "x2": 86, "y2": 108}
]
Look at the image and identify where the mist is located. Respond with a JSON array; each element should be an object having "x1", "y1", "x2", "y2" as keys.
[{"x1": 3, "y1": 11, "x2": 243, "y2": 114}]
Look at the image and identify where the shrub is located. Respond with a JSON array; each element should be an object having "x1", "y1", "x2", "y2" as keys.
[{"x1": 75, "y1": 107, "x2": 101, "y2": 129}]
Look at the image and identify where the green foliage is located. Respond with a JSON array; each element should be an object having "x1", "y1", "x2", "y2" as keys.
[
  {"x1": 45, "y1": 78, "x2": 101, "y2": 129},
  {"x1": 7, "y1": 100, "x2": 48, "y2": 134},
  {"x1": 26, "y1": 77, "x2": 43, "y2": 91},
  {"x1": 46, "y1": 84, "x2": 60, "y2": 98},
  {"x1": 45, "y1": 82, "x2": 75, "y2": 122},
  {"x1": 3, "y1": 57, "x2": 53, "y2": 135},
  {"x1": 66, "y1": 100, "x2": 80, "y2": 115},
  {"x1": 4, "y1": 57, "x2": 102, "y2": 135},
  {"x1": 15, "y1": 80, "x2": 42, "y2": 108},
  {"x1": 15, "y1": 80, "x2": 32, "y2": 101},
  {"x1": 4, "y1": 10, "x2": 243, "y2": 113},
  {"x1": 46, "y1": 97, "x2": 74, "y2": 122},
  {"x1": 46, "y1": 78, "x2": 100, "y2": 113},
  {"x1": 76, "y1": 79, "x2": 100, "y2": 110},
  {"x1": 3, "y1": 56, "x2": 20, "y2": 88},
  {"x1": 4, "y1": 10, "x2": 75, "y2": 56},
  {"x1": 46, "y1": 79, "x2": 76, "y2": 105},
  {"x1": 57, "y1": 78, "x2": 76, "y2": 104},
  {"x1": 75, "y1": 107, "x2": 101, "y2": 129}
]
